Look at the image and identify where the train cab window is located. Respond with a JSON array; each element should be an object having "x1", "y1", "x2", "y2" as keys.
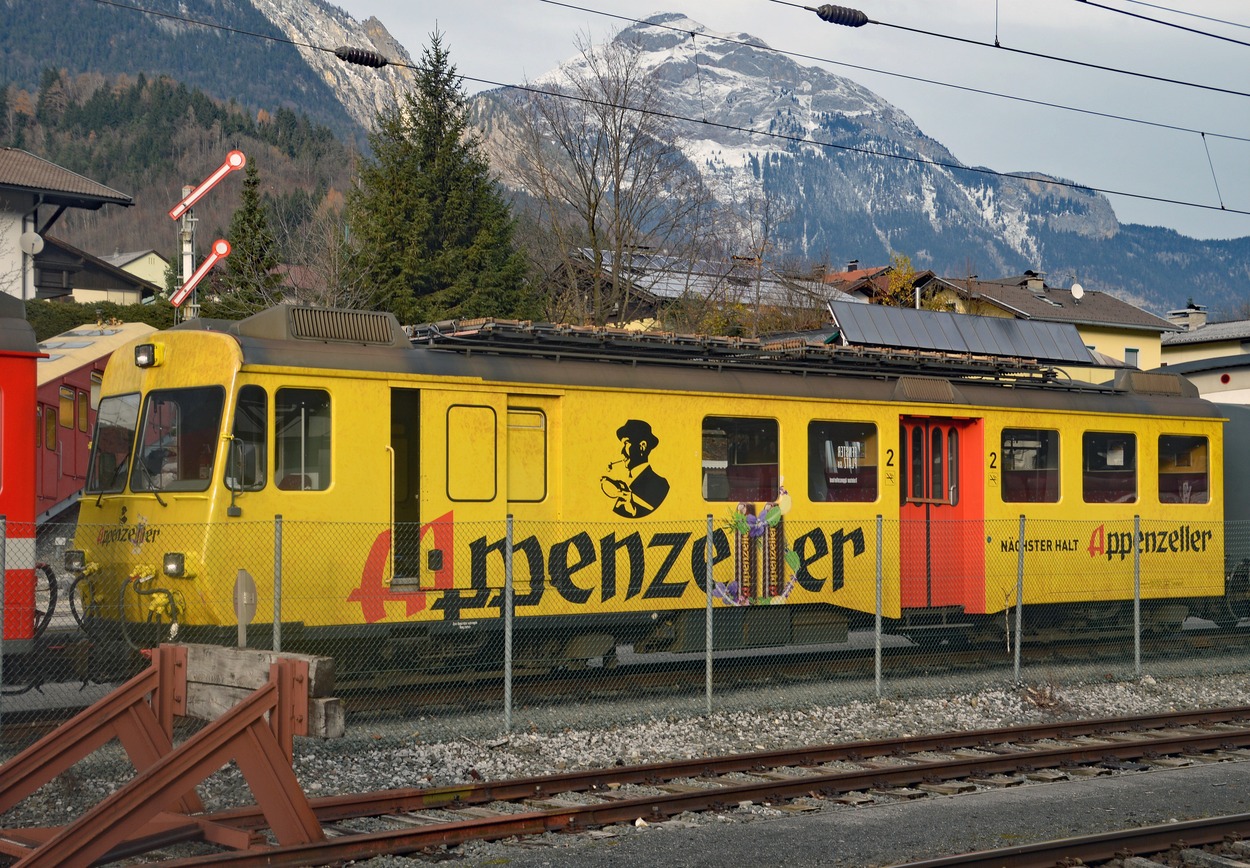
[
  {"x1": 702, "y1": 416, "x2": 779, "y2": 502},
  {"x1": 131, "y1": 387, "x2": 224, "y2": 493},
  {"x1": 85, "y1": 392, "x2": 140, "y2": 493},
  {"x1": 1158, "y1": 435, "x2": 1209, "y2": 504},
  {"x1": 1001, "y1": 428, "x2": 1060, "y2": 503},
  {"x1": 808, "y1": 421, "x2": 878, "y2": 502},
  {"x1": 507, "y1": 408, "x2": 546, "y2": 503},
  {"x1": 227, "y1": 385, "x2": 267, "y2": 491},
  {"x1": 77, "y1": 390, "x2": 88, "y2": 433},
  {"x1": 275, "y1": 388, "x2": 331, "y2": 491},
  {"x1": 58, "y1": 386, "x2": 74, "y2": 428},
  {"x1": 1082, "y1": 431, "x2": 1137, "y2": 504}
]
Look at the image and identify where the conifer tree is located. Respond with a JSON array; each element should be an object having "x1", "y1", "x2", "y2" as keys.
[
  {"x1": 216, "y1": 160, "x2": 282, "y2": 317},
  {"x1": 346, "y1": 31, "x2": 532, "y2": 323}
]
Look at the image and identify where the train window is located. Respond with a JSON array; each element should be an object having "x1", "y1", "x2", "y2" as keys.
[
  {"x1": 808, "y1": 421, "x2": 878, "y2": 502},
  {"x1": 1082, "y1": 431, "x2": 1137, "y2": 504},
  {"x1": 58, "y1": 386, "x2": 74, "y2": 428},
  {"x1": 275, "y1": 388, "x2": 331, "y2": 492},
  {"x1": 507, "y1": 409, "x2": 546, "y2": 503},
  {"x1": 1001, "y1": 428, "x2": 1060, "y2": 503},
  {"x1": 85, "y1": 392, "x2": 140, "y2": 493},
  {"x1": 131, "y1": 387, "x2": 225, "y2": 493},
  {"x1": 35, "y1": 406, "x2": 41, "y2": 449},
  {"x1": 227, "y1": 385, "x2": 267, "y2": 491},
  {"x1": 947, "y1": 427, "x2": 959, "y2": 506},
  {"x1": 44, "y1": 407, "x2": 56, "y2": 453},
  {"x1": 910, "y1": 426, "x2": 924, "y2": 499},
  {"x1": 77, "y1": 391, "x2": 88, "y2": 433},
  {"x1": 1158, "y1": 435, "x2": 1209, "y2": 504},
  {"x1": 447, "y1": 404, "x2": 497, "y2": 501},
  {"x1": 90, "y1": 371, "x2": 102, "y2": 411},
  {"x1": 702, "y1": 416, "x2": 779, "y2": 502}
]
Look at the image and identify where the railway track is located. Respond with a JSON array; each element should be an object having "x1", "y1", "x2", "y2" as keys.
[{"x1": 50, "y1": 705, "x2": 1250, "y2": 865}]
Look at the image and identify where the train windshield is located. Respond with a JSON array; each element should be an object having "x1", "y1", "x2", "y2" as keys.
[
  {"x1": 85, "y1": 393, "x2": 141, "y2": 493},
  {"x1": 129, "y1": 387, "x2": 225, "y2": 494}
]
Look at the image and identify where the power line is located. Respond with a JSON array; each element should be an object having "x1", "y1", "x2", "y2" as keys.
[
  {"x1": 87, "y1": 0, "x2": 1250, "y2": 219},
  {"x1": 1074, "y1": 0, "x2": 1250, "y2": 48},
  {"x1": 535, "y1": 0, "x2": 1249, "y2": 143},
  {"x1": 1115, "y1": 0, "x2": 1250, "y2": 32},
  {"x1": 770, "y1": 0, "x2": 1250, "y2": 99}
]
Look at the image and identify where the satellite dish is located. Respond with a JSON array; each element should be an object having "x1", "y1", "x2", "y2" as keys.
[
  {"x1": 18, "y1": 231, "x2": 44, "y2": 255},
  {"x1": 1071, "y1": 282, "x2": 1084, "y2": 302}
]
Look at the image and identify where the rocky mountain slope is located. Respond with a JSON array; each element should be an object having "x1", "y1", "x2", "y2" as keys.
[{"x1": 472, "y1": 13, "x2": 1247, "y2": 314}]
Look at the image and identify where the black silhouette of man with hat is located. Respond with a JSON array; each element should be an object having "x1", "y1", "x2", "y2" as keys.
[{"x1": 600, "y1": 419, "x2": 670, "y2": 518}]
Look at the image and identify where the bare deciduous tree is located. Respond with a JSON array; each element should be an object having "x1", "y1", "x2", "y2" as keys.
[{"x1": 511, "y1": 31, "x2": 714, "y2": 326}]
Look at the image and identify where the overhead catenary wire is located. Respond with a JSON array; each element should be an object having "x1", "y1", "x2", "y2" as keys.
[
  {"x1": 1074, "y1": 0, "x2": 1250, "y2": 48},
  {"x1": 88, "y1": 0, "x2": 1250, "y2": 219},
  {"x1": 771, "y1": 0, "x2": 1250, "y2": 99},
  {"x1": 534, "y1": 0, "x2": 1250, "y2": 144}
]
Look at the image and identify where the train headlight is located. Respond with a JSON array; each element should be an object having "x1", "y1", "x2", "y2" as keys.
[
  {"x1": 64, "y1": 550, "x2": 86, "y2": 572},
  {"x1": 134, "y1": 343, "x2": 163, "y2": 368},
  {"x1": 163, "y1": 552, "x2": 186, "y2": 579}
]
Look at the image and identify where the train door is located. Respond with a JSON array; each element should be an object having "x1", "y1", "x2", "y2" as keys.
[
  {"x1": 37, "y1": 400, "x2": 58, "y2": 512},
  {"x1": 391, "y1": 389, "x2": 421, "y2": 580},
  {"x1": 899, "y1": 416, "x2": 985, "y2": 612}
]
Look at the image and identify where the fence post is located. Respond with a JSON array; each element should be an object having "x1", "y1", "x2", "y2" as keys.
[
  {"x1": 273, "y1": 514, "x2": 282, "y2": 653},
  {"x1": 1015, "y1": 515, "x2": 1025, "y2": 683},
  {"x1": 875, "y1": 515, "x2": 882, "y2": 699},
  {"x1": 1134, "y1": 514, "x2": 1141, "y2": 678},
  {"x1": 705, "y1": 514, "x2": 714, "y2": 716},
  {"x1": 504, "y1": 515, "x2": 514, "y2": 733}
]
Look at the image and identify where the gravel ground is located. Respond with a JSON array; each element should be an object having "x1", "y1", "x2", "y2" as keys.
[{"x1": 5, "y1": 664, "x2": 1250, "y2": 865}]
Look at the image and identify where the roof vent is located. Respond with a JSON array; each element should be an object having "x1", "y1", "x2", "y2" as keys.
[
  {"x1": 893, "y1": 376, "x2": 962, "y2": 403},
  {"x1": 1113, "y1": 369, "x2": 1197, "y2": 397},
  {"x1": 234, "y1": 305, "x2": 409, "y2": 346}
]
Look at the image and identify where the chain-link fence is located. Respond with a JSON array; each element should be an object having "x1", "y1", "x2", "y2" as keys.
[{"x1": 2, "y1": 514, "x2": 1248, "y2": 742}]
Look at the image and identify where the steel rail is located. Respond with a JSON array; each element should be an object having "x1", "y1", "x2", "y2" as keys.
[
  {"x1": 115, "y1": 707, "x2": 1250, "y2": 865},
  {"x1": 892, "y1": 812, "x2": 1250, "y2": 867}
]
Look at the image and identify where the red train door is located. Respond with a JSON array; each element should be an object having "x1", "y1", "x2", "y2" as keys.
[
  {"x1": 899, "y1": 416, "x2": 985, "y2": 612},
  {"x1": 37, "y1": 400, "x2": 59, "y2": 516}
]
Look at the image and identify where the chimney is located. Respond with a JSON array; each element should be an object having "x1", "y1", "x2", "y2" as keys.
[
  {"x1": 1167, "y1": 301, "x2": 1207, "y2": 331},
  {"x1": 846, "y1": 259, "x2": 859, "y2": 272},
  {"x1": 1024, "y1": 269, "x2": 1045, "y2": 293}
]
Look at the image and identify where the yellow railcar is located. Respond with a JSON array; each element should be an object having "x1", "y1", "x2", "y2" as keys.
[{"x1": 66, "y1": 306, "x2": 1243, "y2": 672}]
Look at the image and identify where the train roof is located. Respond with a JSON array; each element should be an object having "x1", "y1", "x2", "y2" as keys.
[
  {"x1": 172, "y1": 305, "x2": 1219, "y2": 420},
  {"x1": 38, "y1": 321, "x2": 157, "y2": 385}
]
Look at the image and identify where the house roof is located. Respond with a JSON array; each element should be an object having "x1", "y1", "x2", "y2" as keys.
[
  {"x1": 587, "y1": 250, "x2": 851, "y2": 308},
  {"x1": 940, "y1": 274, "x2": 1177, "y2": 333},
  {"x1": 0, "y1": 148, "x2": 132, "y2": 210},
  {"x1": 41, "y1": 235, "x2": 161, "y2": 299},
  {"x1": 1161, "y1": 319, "x2": 1250, "y2": 346},
  {"x1": 103, "y1": 249, "x2": 166, "y2": 269}
]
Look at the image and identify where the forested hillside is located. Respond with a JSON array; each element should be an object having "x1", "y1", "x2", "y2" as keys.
[
  {"x1": 1, "y1": 71, "x2": 356, "y2": 265},
  {"x1": 0, "y1": 0, "x2": 365, "y2": 146}
]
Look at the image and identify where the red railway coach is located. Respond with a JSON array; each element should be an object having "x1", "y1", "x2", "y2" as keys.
[
  {"x1": 35, "y1": 321, "x2": 155, "y2": 523},
  {"x1": 0, "y1": 293, "x2": 43, "y2": 648}
]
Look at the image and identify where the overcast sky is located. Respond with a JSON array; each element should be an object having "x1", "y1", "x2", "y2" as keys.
[{"x1": 333, "y1": 0, "x2": 1250, "y2": 242}]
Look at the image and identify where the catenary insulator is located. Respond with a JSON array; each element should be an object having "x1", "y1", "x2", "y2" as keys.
[
  {"x1": 815, "y1": 5, "x2": 869, "y2": 27},
  {"x1": 334, "y1": 46, "x2": 389, "y2": 68}
]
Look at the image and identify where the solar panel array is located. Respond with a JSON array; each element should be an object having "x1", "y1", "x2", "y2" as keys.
[{"x1": 828, "y1": 301, "x2": 1094, "y2": 364}]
